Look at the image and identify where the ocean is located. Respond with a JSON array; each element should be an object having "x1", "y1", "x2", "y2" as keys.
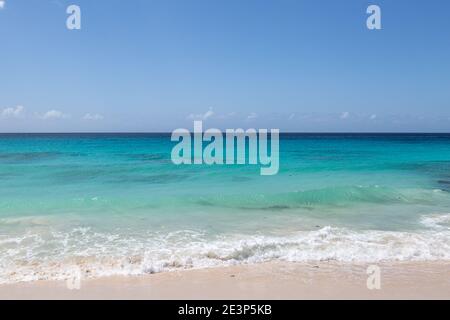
[{"x1": 1, "y1": 133, "x2": 450, "y2": 283}]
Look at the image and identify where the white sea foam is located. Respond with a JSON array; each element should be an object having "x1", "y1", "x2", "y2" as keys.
[
  {"x1": 420, "y1": 214, "x2": 450, "y2": 230},
  {"x1": 1, "y1": 225, "x2": 450, "y2": 284}
]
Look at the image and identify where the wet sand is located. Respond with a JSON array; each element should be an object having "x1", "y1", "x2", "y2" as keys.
[{"x1": 1, "y1": 261, "x2": 449, "y2": 300}]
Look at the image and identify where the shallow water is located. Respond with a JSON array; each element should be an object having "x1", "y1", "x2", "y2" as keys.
[{"x1": 1, "y1": 133, "x2": 450, "y2": 283}]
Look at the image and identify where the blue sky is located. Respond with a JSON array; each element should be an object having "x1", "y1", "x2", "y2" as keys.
[{"x1": 0, "y1": 0, "x2": 449, "y2": 132}]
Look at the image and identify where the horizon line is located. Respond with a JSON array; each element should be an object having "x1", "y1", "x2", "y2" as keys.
[{"x1": 1, "y1": 131, "x2": 450, "y2": 135}]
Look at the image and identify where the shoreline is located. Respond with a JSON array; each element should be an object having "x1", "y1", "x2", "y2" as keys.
[{"x1": 1, "y1": 261, "x2": 449, "y2": 300}]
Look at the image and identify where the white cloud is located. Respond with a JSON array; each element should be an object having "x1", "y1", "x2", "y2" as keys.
[
  {"x1": 203, "y1": 108, "x2": 214, "y2": 120},
  {"x1": 340, "y1": 111, "x2": 350, "y2": 119},
  {"x1": 1, "y1": 105, "x2": 25, "y2": 118},
  {"x1": 187, "y1": 108, "x2": 214, "y2": 120},
  {"x1": 216, "y1": 111, "x2": 237, "y2": 120},
  {"x1": 370, "y1": 114, "x2": 377, "y2": 120},
  {"x1": 39, "y1": 110, "x2": 70, "y2": 120},
  {"x1": 0, "y1": 1, "x2": 5, "y2": 9},
  {"x1": 247, "y1": 112, "x2": 258, "y2": 120},
  {"x1": 83, "y1": 113, "x2": 104, "y2": 120}
]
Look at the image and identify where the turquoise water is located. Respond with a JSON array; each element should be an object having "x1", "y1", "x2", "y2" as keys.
[{"x1": 1, "y1": 133, "x2": 450, "y2": 282}]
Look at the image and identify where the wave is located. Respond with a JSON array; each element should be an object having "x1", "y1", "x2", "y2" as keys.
[
  {"x1": 420, "y1": 213, "x2": 450, "y2": 230},
  {"x1": 1, "y1": 224, "x2": 449, "y2": 284},
  {"x1": 191, "y1": 186, "x2": 447, "y2": 209}
]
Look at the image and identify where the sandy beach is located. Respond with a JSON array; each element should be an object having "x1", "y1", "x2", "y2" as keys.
[{"x1": 1, "y1": 261, "x2": 449, "y2": 300}]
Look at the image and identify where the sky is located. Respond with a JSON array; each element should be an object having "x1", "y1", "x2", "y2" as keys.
[{"x1": 0, "y1": 0, "x2": 450, "y2": 132}]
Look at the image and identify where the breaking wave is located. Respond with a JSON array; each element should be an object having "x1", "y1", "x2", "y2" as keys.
[{"x1": 1, "y1": 222, "x2": 449, "y2": 284}]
